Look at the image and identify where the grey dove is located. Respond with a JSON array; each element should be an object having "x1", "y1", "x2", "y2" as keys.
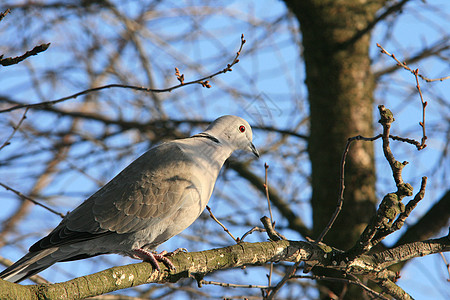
[{"x1": 0, "y1": 115, "x2": 259, "y2": 283}]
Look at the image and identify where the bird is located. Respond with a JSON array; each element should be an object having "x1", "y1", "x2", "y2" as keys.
[{"x1": 0, "y1": 115, "x2": 259, "y2": 283}]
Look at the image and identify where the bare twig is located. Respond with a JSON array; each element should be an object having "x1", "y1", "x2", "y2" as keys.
[
  {"x1": 439, "y1": 253, "x2": 450, "y2": 282},
  {"x1": 174, "y1": 67, "x2": 184, "y2": 84},
  {"x1": 266, "y1": 260, "x2": 301, "y2": 300},
  {"x1": 320, "y1": 104, "x2": 429, "y2": 250},
  {"x1": 375, "y1": 38, "x2": 450, "y2": 79},
  {"x1": 263, "y1": 163, "x2": 274, "y2": 225},
  {"x1": 0, "y1": 34, "x2": 246, "y2": 113},
  {"x1": 389, "y1": 134, "x2": 425, "y2": 149},
  {"x1": 316, "y1": 134, "x2": 382, "y2": 243},
  {"x1": 267, "y1": 263, "x2": 273, "y2": 292},
  {"x1": 0, "y1": 43, "x2": 51, "y2": 66},
  {"x1": 199, "y1": 280, "x2": 269, "y2": 289},
  {"x1": 316, "y1": 126, "x2": 428, "y2": 244},
  {"x1": 377, "y1": 43, "x2": 450, "y2": 82},
  {"x1": 0, "y1": 8, "x2": 10, "y2": 21},
  {"x1": 346, "y1": 106, "x2": 425, "y2": 259},
  {"x1": 0, "y1": 107, "x2": 29, "y2": 151},
  {"x1": 291, "y1": 275, "x2": 390, "y2": 300},
  {"x1": 259, "y1": 173, "x2": 279, "y2": 297},
  {"x1": 260, "y1": 216, "x2": 287, "y2": 241},
  {"x1": 392, "y1": 176, "x2": 427, "y2": 230},
  {"x1": 261, "y1": 163, "x2": 279, "y2": 299},
  {"x1": 378, "y1": 105, "x2": 406, "y2": 186},
  {"x1": 239, "y1": 226, "x2": 266, "y2": 242},
  {"x1": 377, "y1": 44, "x2": 431, "y2": 150},
  {"x1": 0, "y1": 182, "x2": 65, "y2": 218},
  {"x1": 412, "y1": 68, "x2": 428, "y2": 150},
  {"x1": 206, "y1": 205, "x2": 238, "y2": 243}
]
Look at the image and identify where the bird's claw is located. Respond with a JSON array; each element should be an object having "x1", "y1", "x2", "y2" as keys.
[{"x1": 132, "y1": 248, "x2": 177, "y2": 271}]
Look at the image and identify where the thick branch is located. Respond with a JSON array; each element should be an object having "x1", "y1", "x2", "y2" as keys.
[
  {"x1": 0, "y1": 240, "x2": 321, "y2": 299},
  {"x1": 377, "y1": 279, "x2": 412, "y2": 300},
  {"x1": 373, "y1": 235, "x2": 450, "y2": 269},
  {"x1": 1, "y1": 236, "x2": 448, "y2": 299}
]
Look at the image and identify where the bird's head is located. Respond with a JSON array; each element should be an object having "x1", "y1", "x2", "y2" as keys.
[{"x1": 204, "y1": 115, "x2": 259, "y2": 158}]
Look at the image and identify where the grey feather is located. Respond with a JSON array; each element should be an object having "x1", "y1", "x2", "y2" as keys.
[{"x1": 0, "y1": 115, "x2": 259, "y2": 283}]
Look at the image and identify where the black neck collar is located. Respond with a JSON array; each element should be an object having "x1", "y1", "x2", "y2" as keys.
[{"x1": 191, "y1": 132, "x2": 220, "y2": 144}]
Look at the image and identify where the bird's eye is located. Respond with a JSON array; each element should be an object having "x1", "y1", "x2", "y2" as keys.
[{"x1": 239, "y1": 125, "x2": 246, "y2": 133}]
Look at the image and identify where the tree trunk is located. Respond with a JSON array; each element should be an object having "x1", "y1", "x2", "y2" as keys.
[{"x1": 283, "y1": 0, "x2": 385, "y2": 298}]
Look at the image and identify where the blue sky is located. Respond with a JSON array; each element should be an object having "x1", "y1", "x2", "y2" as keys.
[{"x1": 0, "y1": 0, "x2": 449, "y2": 298}]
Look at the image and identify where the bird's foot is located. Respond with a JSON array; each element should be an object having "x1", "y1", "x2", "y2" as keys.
[{"x1": 132, "y1": 248, "x2": 176, "y2": 271}]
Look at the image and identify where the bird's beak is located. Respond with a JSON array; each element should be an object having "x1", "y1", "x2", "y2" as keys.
[{"x1": 249, "y1": 143, "x2": 259, "y2": 158}]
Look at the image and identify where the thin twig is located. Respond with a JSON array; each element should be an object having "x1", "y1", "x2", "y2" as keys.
[
  {"x1": 316, "y1": 134, "x2": 382, "y2": 243},
  {"x1": 0, "y1": 8, "x2": 10, "y2": 22},
  {"x1": 267, "y1": 263, "x2": 273, "y2": 292},
  {"x1": 346, "y1": 106, "x2": 424, "y2": 258},
  {"x1": 377, "y1": 43, "x2": 450, "y2": 82},
  {"x1": 240, "y1": 226, "x2": 266, "y2": 242},
  {"x1": 389, "y1": 134, "x2": 424, "y2": 149},
  {"x1": 377, "y1": 44, "x2": 430, "y2": 150},
  {"x1": 0, "y1": 107, "x2": 29, "y2": 151},
  {"x1": 266, "y1": 261, "x2": 301, "y2": 300},
  {"x1": 261, "y1": 163, "x2": 282, "y2": 294},
  {"x1": 206, "y1": 205, "x2": 237, "y2": 243},
  {"x1": 317, "y1": 123, "x2": 427, "y2": 244},
  {"x1": 0, "y1": 34, "x2": 246, "y2": 113},
  {"x1": 412, "y1": 68, "x2": 428, "y2": 150},
  {"x1": 0, "y1": 43, "x2": 51, "y2": 66},
  {"x1": 199, "y1": 280, "x2": 269, "y2": 289},
  {"x1": 439, "y1": 253, "x2": 450, "y2": 282},
  {"x1": 0, "y1": 182, "x2": 65, "y2": 218},
  {"x1": 291, "y1": 275, "x2": 390, "y2": 300},
  {"x1": 264, "y1": 163, "x2": 274, "y2": 225}
]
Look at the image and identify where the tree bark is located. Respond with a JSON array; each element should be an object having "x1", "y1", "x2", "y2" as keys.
[
  {"x1": 283, "y1": 0, "x2": 385, "y2": 298},
  {"x1": 1, "y1": 237, "x2": 448, "y2": 299}
]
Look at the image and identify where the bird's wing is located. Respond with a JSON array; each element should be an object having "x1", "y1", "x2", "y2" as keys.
[{"x1": 29, "y1": 142, "x2": 202, "y2": 251}]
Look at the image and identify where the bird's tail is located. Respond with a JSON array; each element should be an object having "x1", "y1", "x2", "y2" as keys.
[{"x1": 0, "y1": 248, "x2": 58, "y2": 283}]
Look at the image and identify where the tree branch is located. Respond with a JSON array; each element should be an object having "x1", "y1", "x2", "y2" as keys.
[
  {"x1": 372, "y1": 235, "x2": 450, "y2": 271},
  {"x1": 1, "y1": 236, "x2": 448, "y2": 299},
  {"x1": 0, "y1": 9, "x2": 11, "y2": 22},
  {"x1": 0, "y1": 43, "x2": 51, "y2": 67},
  {"x1": 0, "y1": 35, "x2": 246, "y2": 113},
  {"x1": 375, "y1": 37, "x2": 450, "y2": 79},
  {"x1": 0, "y1": 240, "x2": 320, "y2": 299},
  {"x1": 376, "y1": 42, "x2": 450, "y2": 82}
]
